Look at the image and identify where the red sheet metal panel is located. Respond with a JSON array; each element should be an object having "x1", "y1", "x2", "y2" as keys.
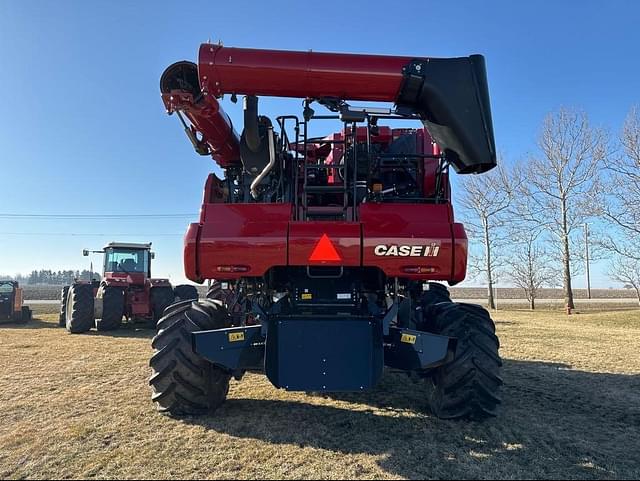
[
  {"x1": 360, "y1": 203, "x2": 465, "y2": 282},
  {"x1": 288, "y1": 222, "x2": 361, "y2": 267},
  {"x1": 192, "y1": 203, "x2": 292, "y2": 281}
]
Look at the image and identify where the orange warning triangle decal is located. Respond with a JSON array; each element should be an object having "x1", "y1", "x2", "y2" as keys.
[{"x1": 309, "y1": 234, "x2": 342, "y2": 262}]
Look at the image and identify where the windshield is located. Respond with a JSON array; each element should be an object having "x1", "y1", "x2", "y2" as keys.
[
  {"x1": 104, "y1": 248, "x2": 149, "y2": 274},
  {"x1": 0, "y1": 283, "x2": 14, "y2": 294}
]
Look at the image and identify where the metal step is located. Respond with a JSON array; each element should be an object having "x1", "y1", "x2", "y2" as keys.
[
  {"x1": 304, "y1": 164, "x2": 345, "y2": 170},
  {"x1": 304, "y1": 185, "x2": 347, "y2": 194},
  {"x1": 305, "y1": 206, "x2": 347, "y2": 220}
]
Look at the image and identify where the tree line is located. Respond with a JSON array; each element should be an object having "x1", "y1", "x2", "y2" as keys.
[
  {"x1": 459, "y1": 106, "x2": 640, "y2": 308},
  {"x1": 4, "y1": 270, "x2": 101, "y2": 285}
]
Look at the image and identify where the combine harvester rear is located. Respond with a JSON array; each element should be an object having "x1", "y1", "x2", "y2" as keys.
[{"x1": 151, "y1": 44, "x2": 502, "y2": 419}]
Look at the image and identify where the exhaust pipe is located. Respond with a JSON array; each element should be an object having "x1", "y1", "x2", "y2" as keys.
[
  {"x1": 243, "y1": 95, "x2": 262, "y2": 152},
  {"x1": 250, "y1": 126, "x2": 276, "y2": 199}
]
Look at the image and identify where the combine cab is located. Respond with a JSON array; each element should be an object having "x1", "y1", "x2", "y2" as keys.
[
  {"x1": 150, "y1": 44, "x2": 502, "y2": 420},
  {"x1": 61, "y1": 242, "x2": 198, "y2": 333},
  {"x1": 0, "y1": 281, "x2": 32, "y2": 324}
]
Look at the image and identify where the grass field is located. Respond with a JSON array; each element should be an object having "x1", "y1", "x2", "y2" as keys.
[{"x1": 1, "y1": 307, "x2": 639, "y2": 479}]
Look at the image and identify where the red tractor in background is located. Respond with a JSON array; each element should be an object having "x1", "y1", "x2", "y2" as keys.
[
  {"x1": 151, "y1": 44, "x2": 501, "y2": 420},
  {"x1": 61, "y1": 242, "x2": 198, "y2": 333}
]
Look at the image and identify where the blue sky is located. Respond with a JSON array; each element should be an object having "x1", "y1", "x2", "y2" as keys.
[{"x1": 0, "y1": 0, "x2": 638, "y2": 286}]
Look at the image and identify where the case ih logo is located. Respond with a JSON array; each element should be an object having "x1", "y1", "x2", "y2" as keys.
[{"x1": 374, "y1": 243, "x2": 441, "y2": 257}]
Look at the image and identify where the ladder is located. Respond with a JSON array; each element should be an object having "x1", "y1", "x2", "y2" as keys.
[
  {"x1": 279, "y1": 114, "x2": 360, "y2": 222},
  {"x1": 301, "y1": 122, "x2": 357, "y2": 222}
]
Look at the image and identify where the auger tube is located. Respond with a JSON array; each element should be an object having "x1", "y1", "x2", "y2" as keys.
[{"x1": 197, "y1": 45, "x2": 496, "y2": 173}]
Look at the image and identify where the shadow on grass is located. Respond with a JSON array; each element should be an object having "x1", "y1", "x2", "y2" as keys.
[
  {"x1": 182, "y1": 360, "x2": 640, "y2": 480},
  {"x1": 84, "y1": 322, "x2": 156, "y2": 340},
  {"x1": 1, "y1": 316, "x2": 157, "y2": 339},
  {"x1": 0, "y1": 317, "x2": 59, "y2": 329}
]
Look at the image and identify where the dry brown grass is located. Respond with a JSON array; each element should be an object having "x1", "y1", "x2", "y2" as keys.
[{"x1": 0, "y1": 308, "x2": 639, "y2": 480}]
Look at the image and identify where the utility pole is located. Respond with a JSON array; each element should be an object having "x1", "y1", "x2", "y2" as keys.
[
  {"x1": 493, "y1": 273, "x2": 499, "y2": 311},
  {"x1": 585, "y1": 223, "x2": 591, "y2": 300}
]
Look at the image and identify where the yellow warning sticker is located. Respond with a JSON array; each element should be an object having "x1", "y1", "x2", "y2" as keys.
[
  {"x1": 301, "y1": 293, "x2": 313, "y2": 300},
  {"x1": 401, "y1": 333, "x2": 417, "y2": 345},
  {"x1": 228, "y1": 332, "x2": 245, "y2": 343}
]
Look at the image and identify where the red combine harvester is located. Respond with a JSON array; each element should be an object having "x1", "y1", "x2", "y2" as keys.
[
  {"x1": 151, "y1": 44, "x2": 501, "y2": 419},
  {"x1": 62, "y1": 242, "x2": 198, "y2": 333}
]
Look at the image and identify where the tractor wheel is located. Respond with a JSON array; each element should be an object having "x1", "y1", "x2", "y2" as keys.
[
  {"x1": 426, "y1": 302, "x2": 503, "y2": 420},
  {"x1": 150, "y1": 286, "x2": 176, "y2": 327},
  {"x1": 206, "y1": 281, "x2": 224, "y2": 300},
  {"x1": 65, "y1": 284, "x2": 95, "y2": 334},
  {"x1": 95, "y1": 286, "x2": 124, "y2": 331},
  {"x1": 161, "y1": 299, "x2": 194, "y2": 318},
  {"x1": 149, "y1": 299, "x2": 232, "y2": 416},
  {"x1": 421, "y1": 282, "x2": 451, "y2": 305},
  {"x1": 173, "y1": 284, "x2": 199, "y2": 302},
  {"x1": 206, "y1": 282, "x2": 253, "y2": 325},
  {"x1": 401, "y1": 282, "x2": 453, "y2": 330},
  {"x1": 21, "y1": 306, "x2": 32, "y2": 323},
  {"x1": 206, "y1": 281, "x2": 234, "y2": 306},
  {"x1": 59, "y1": 286, "x2": 69, "y2": 327}
]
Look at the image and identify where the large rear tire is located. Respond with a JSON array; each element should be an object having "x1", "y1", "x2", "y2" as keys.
[
  {"x1": 149, "y1": 299, "x2": 232, "y2": 416},
  {"x1": 95, "y1": 286, "x2": 124, "y2": 331},
  {"x1": 421, "y1": 282, "x2": 451, "y2": 305},
  {"x1": 150, "y1": 286, "x2": 175, "y2": 327},
  {"x1": 65, "y1": 284, "x2": 95, "y2": 334},
  {"x1": 206, "y1": 281, "x2": 226, "y2": 301},
  {"x1": 426, "y1": 302, "x2": 503, "y2": 420},
  {"x1": 59, "y1": 286, "x2": 69, "y2": 327},
  {"x1": 400, "y1": 282, "x2": 453, "y2": 330},
  {"x1": 173, "y1": 284, "x2": 198, "y2": 302}
]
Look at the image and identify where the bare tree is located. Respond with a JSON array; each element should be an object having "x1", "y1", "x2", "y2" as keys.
[
  {"x1": 609, "y1": 256, "x2": 640, "y2": 305},
  {"x1": 601, "y1": 106, "x2": 640, "y2": 261},
  {"x1": 524, "y1": 108, "x2": 607, "y2": 309},
  {"x1": 459, "y1": 163, "x2": 519, "y2": 309},
  {"x1": 504, "y1": 230, "x2": 559, "y2": 310}
]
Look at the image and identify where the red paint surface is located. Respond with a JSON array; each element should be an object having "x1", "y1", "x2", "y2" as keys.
[
  {"x1": 198, "y1": 45, "x2": 412, "y2": 101},
  {"x1": 359, "y1": 203, "x2": 464, "y2": 282},
  {"x1": 186, "y1": 201, "x2": 467, "y2": 283},
  {"x1": 161, "y1": 91, "x2": 241, "y2": 168},
  {"x1": 194, "y1": 203, "x2": 292, "y2": 280}
]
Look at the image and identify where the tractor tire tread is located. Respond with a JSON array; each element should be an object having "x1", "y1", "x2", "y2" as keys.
[
  {"x1": 96, "y1": 286, "x2": 124, "y2": 331},
  {"x1": 59, "y1": 286, "x2": 70, "y2": 326},
  {"x1": 427, "y1": 301, "x2": 502, "y2": 420},
  {"x1": 65, "y1": 284, "x2": 94, "y2": 334},
  {"x1": 149, "y1": 300, "x2": 231, "y2": 416}
]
